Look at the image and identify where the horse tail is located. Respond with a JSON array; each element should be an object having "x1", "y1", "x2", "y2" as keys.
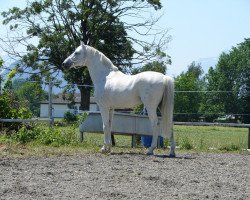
[{"x1": 160, "y1": 76, "x2": 174, "y2": 138}]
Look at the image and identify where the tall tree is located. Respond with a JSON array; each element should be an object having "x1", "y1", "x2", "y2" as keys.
[
  {"x1": 174, "y1": 62, "x2": 205, "y2": 122},
  {"x1": 205, "y1": 38, "x2": 250, "y2": 123},
  {"x1": 0, "y1": 57, "x2": 3, "y2": 94},
  {"x1": 1, "y1": 0, "x2": 169, "y2": 110}
]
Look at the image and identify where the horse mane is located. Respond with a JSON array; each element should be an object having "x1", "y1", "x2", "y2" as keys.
[{"x1": 86, "y1": 45, "x2": 118, "y2": 71}]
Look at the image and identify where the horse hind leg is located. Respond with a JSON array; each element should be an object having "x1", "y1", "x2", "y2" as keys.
[
  {"x1": 145, "y1": 107, "x2": 160, "y2": 155},
  {"x1": 169, "y1": 127, "x2": 176, "y2": 157}
]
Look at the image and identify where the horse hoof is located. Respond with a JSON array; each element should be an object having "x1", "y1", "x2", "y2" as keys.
[
  {"x1": 169, "y1": 153, "x2": 176, "y2": 158},
  {"x1": 100, "y1": 145, "x2": 111, "y2": 154},
  {"x1": 146, "y1": 152, "x2": 154, "y2": 156},
  {"x1": 146, "y1": 148, "x2": 154, "y2": 155}
]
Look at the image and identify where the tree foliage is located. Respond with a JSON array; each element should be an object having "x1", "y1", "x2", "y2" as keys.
[
  {"x1": 0, "y1": 57, "x2": 3, "y2": 92},
  {"x1": 174, "y1": 62, "x2": 205, "y2": 122},
  {"x1": 1, "y1": 58, "x2": 46, "y2": 120},
  {"x1": 131, "y1": 60, "x2": 169, "y2": 75},
  {"x1": 174, "y1": 39, "x2": 250, "y2": 123},
  {"x1": 0, "y1": 91, "x2": 32, "y2": 129},
  {"x1": 205, "y1": 38, "x2": 250, "y2": 123},
  {"x1": 12, "y1": 78, "x2": 48, "y2": 116},
  {"x1": 1, "y1": 0, "x2": 169, "y2": 110}
]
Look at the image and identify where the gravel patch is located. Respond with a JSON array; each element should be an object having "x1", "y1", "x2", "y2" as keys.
[{"x1": 0, "y1": 152, "x2": 249, "y2": 200}]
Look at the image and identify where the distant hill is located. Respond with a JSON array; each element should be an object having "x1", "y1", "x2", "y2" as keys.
[{"x1": 0, "y1": 57, "x2": 69, "y2": 94}]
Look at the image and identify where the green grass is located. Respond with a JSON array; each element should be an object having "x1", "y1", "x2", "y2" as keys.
[
  {"x1": 0, "y1": 123, "x2": 249, "y2": 157},
  {"x1": 174, "y1": 125, "x2": 248, "y2": 151},
  {"x1": 82, "y1": 125, "x2": 248, "y2": 152}
]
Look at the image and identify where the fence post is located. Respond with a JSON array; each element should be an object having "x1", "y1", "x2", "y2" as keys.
[
  {"x1": 48, "y1": 79, "x2": 54, "y2": 127},
  {"x1": 248, "y1": 128, "x2": 250, "y2": 150},
  {"x1": 0, "y1": 74, "x2": 2, "y2": 95}
]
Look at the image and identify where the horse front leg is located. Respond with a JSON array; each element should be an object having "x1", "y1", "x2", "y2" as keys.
[{"x1": 100, "y1": 108, "x2": 114, "y2": 153}]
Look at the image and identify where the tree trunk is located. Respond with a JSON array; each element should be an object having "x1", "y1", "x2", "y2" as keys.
[{"x1": 79, "y1": 87, "x2": 91, "y2": 111}]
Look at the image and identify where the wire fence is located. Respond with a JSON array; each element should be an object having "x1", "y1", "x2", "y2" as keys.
[{"x1": 0, "y1": 79, "x2": 249, "y2": 125}]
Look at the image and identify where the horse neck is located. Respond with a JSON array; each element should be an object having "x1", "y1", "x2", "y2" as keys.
[{"x1": 85, "y1": 52, "x2": 116, "y2": 86}]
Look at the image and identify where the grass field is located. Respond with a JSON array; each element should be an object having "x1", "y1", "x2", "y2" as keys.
[
  {"x1": 82, "y1": 125, "x2": 248, "y2": 151},
  {"x1": 174, "y1": 125, "x2": 248, "y2": 151},
  {"x1": 0, "y1": 123, "x2": 249, "y2": 157}
]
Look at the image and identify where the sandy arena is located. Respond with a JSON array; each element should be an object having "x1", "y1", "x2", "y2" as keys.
[{"x1": 0, "y1": 152, "x2": 249, "y2": 200}]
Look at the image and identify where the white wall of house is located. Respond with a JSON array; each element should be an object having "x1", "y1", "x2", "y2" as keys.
[
  {"x1": 40, "y1": 103, "x2": 99, "y2": 118},
  {"x1": 40, "y1": 104, "x2": 49, "y2": 118}
]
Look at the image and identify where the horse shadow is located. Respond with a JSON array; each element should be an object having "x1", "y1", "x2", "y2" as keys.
[
  {"x1": 110, "y1": 151, "x2": 196, "y2": 160},
  {"x1": 154, "y1": 154, "x2": 196, "y2": 160}
]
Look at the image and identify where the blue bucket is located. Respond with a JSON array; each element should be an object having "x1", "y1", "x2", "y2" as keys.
[{"x1": 141, "y1": 135, "x2": 164, "y2": 148}]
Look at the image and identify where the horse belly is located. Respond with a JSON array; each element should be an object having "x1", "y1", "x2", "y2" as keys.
[{"x1": 107, "y1": 90, "x2": 141, "y2": 109}]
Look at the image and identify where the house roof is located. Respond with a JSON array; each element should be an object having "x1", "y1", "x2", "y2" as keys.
[{"x1": 40, "y1": 93, "x2": 96, "y2": 104}]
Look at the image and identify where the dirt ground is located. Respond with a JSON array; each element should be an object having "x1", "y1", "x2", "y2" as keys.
[{"x1": 0, "y1": 152, "x2": 249, "y2": 200}]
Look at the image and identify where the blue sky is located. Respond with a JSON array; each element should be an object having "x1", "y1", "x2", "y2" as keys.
[
  {"x1": 161, "y1": 0, "x2": 250, "y2": 76},
  {"x1": 0, "y1": 0, "x2": 250, "y2": 77}
]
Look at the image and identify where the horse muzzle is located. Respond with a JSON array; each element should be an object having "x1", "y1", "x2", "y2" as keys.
[{"x1": 62, "y1": 59, "x2": 73, "y2": 69}]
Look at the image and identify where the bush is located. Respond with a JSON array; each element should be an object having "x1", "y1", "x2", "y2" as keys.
[
  {"x1": 0, "y1": 92, "x2": 31, "y2": 119},
  {"x1": 219, "y1": 144, "x2": 241, "y2": 151},
  {"x1": 77, "y1": 112, "x2": 89, "y2": 124},
  {"x1": 14, "y1": 126, "x2": 39, "y2": 144},
  {"x1": 38, "y1": 128, "x2": 63, "y2": 146},
  {"x1": 64, "y1": 111, "x2": 77, "y2": 122},
  {"x1": 9, "y1": 125, "x2": 78, "y2": 147},
  {"x1": 0, "y1": 92, "x2": 32, "y2": 130},
  {"x1": 37, "y1": 127, "x2": 78, "y2": 147}
]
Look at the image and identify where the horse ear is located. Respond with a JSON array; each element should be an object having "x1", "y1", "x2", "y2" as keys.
[{"x1": 80, "y1": 41, "x2": 85, "y2": 46}]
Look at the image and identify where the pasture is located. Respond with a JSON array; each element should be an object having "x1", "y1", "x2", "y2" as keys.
[
  {"x1": 84, "y1": 125, "x2": 249, "y2": 151},
  {"x1": 0, "y1": 124, "x2": 249, "y2": 200}
]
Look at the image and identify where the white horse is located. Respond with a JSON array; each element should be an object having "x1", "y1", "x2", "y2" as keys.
[{"x1": 62, "y1": 42, "x2": 176, "y2": 156}]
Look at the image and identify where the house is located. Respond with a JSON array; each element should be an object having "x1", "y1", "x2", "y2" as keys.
[{"x1": 40, "y1": 93, "x2": 99, "y2": 118}]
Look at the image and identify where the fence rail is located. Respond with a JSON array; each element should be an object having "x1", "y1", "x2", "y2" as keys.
[
  {"x1": 0, "y1": 118, "x2": 54, "y2": 127},
  {"x1": 0, "y1": 119, "x2": 52, "y2": 123},
  {"x1": 174, "y1": 122, "x2": 250, "y2": 128}
]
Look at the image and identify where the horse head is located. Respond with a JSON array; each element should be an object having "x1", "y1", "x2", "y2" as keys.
[{"x1": 62, "y1": 41, "x2": 87, "y2": 69}]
